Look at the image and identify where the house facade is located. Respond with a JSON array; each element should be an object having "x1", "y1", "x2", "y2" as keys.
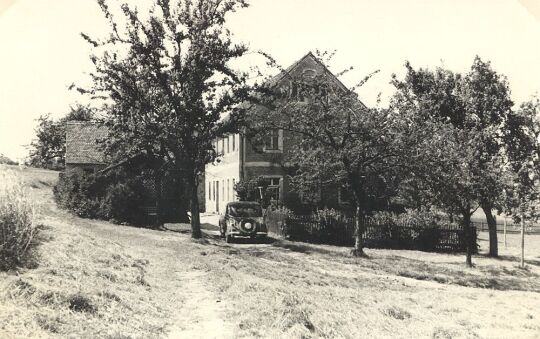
[{"x1": 205, "y1": 52, "x2": 356, "y2": 214}]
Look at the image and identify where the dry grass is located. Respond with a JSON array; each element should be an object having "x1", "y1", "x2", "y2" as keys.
[
  {"x1": 0, "y1": 166, "x2": 39, "y2": 270},
  {"x1": 1, "y1": 165, "x2": 539, "y2": 338}
]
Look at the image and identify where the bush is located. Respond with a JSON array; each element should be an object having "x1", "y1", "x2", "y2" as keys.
[
  {"x1": 267, "y1": 208, "x2": 354, "y2": 245},
  {"x1": 365, "y1": 209, "x2": 466, "y2": 252},
  {"x1": 268, "y1": 207, "x2": 473, "y2": 252},
  {"x1": 53, "y1": 168, "x2": 146, "y2": 225},
  {"x1": 265, "y1": 207, "x2": 294, "y2": 235},
  {"x1": 283, "y1": 193, "x2": 312, "y2": 215},
  {"x1": 0, "y1": 167, "x2": 39, "y2": 270}
]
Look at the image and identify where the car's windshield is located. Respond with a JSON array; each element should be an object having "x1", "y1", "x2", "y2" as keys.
[{"x1": 229, "y1": 205, "x2": 262, "y2": 217}]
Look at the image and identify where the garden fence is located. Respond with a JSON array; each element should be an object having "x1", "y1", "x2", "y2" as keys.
[{"x1": 265, "y1": 211, "x2": 477, "y2": 253}]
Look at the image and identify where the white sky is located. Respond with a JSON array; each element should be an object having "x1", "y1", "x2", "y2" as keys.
[{"x1": 1, "y1": 0, "x2": 540, "y2": 161}]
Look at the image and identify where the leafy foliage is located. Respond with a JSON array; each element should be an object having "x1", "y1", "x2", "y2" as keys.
[
  {"x1": 390, "y1": 57, "x2": 514, "y2": 262},
  {"x1": 81, "y1": 0, "x2": 255, "y2": 237},
  {"x1": 249, "y1": 51, "x2": 422, "y2": 255},
  {"x1": 53, "y1": 168, "x2": 147, "y2": 225},
  {"x1": 0, "y1": 154, "x2": 17, "y2": 166},
  {"x1": 503, "y1": 98, "x2": 540, "y2": 222}
]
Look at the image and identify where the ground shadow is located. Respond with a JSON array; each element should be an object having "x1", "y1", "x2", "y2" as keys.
[
  {"x1": 476, "y1": 253, "x2": 540, "y2": 267},
  {"x1": 269, "y1": 239, "x2": 362, "y2": 259}
]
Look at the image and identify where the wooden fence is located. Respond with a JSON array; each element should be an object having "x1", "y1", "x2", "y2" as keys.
[
  {"x1": 472, "y1": 222, "x2": 540, "y2": 234},
  {"x1": 266, "y1": 211, "x2": 477, "y2": 253}
]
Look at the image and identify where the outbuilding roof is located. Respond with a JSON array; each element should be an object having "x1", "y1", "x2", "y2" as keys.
[{"x1": 65, "y1": 121, "x2": 108, "y2": 165}]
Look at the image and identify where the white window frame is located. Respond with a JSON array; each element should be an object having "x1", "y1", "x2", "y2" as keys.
[{"x1": 263, "y1": 176, "x2": 282, "y2": 202}]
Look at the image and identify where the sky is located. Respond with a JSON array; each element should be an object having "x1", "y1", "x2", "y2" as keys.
[{"x1": 1, "y1": 0, "x2": 540, "y2": 161}]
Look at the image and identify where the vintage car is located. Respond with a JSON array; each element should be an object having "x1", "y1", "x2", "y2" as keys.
[{"x1": 219, "y1": 201, "x2": 267, "y2": 243}]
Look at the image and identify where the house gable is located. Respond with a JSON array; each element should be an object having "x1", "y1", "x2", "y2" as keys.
[{"x1": 270, "y1": 52, "x2": 348, "y2": 91}]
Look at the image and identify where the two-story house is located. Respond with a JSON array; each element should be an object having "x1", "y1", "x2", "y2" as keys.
[{"x1": 204, "y1": 52, "x2": 357, "y2": 214}]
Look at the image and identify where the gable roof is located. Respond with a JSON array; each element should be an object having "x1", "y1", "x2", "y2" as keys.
[
  {"x1": 268, "y1": 52, "x2": 342, "y2": 89},
  {"x1": 65, "y1": 122, "x2": 108, "y2": 165},
  {"x1": 266, "y1": 52, "x2": 366, "y2": 107}
]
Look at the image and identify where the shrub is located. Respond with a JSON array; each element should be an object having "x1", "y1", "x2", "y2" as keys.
[
  {"x1": 53, "y1": 168, "x2": 146, "y2": 225},
  {"x1": 268, "y1": 207, "x2": 473, "y2": 252},
  {"x1": 101, "y1": 180, "x2": 146, "y2": 223},
  {"x1": 265, "y1": 207, "x2": 294, "y2": 235},
  {"x1": 366, "y1": 209, "x2": 468, "y2": 252},
  {"x1": 283, "y1": 193, "x2": 312, "y2": 215},
  {"x1": 0, "y1": 166, "x2": 39, "y2": 270},
  {"x1": 311, "y1": 208, "x2": 352, "y2": 244},
  {"x1": 268, "y1": 208, "x2": 354, "y2": 245}
]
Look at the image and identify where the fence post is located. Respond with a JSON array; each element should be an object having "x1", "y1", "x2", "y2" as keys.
[
  {"x1": 521, "y1": 215, "x2": 525, "y2": 268},
  {"x1": 503, "y1": 215, "x2": 507, "y2": 249}
]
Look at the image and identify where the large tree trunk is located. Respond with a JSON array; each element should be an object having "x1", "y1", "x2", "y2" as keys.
[
  {"x1": 190, "y1": 179, "x2": 202, "y2": 239},
  {"x1": 155, "y1": 170, "x2": 162, "y2": 228},
  {"x1": 351, "y1": 205, "x2": 366, "y2": 257},
  {"x1": 462, "y1": 209, "x2": 473, "y2": 267},
  {"x1": 481, "y1": 203, "x2": 498, "y2": 257}
]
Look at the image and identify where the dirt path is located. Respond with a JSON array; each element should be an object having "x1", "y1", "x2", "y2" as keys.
[{"x1": 168, "y1": 270, "x2": 234, "y2": 339}]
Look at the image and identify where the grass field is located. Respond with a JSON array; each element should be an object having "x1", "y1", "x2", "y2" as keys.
[{"x1": 1, "y1": 166, "x2": 539, "y2": 338}]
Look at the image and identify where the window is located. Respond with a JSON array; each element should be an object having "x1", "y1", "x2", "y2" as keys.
[
  {"x1": 265, "y1": 129, "x2": 280, "y2": 150},
  {"x1": 227, "y1": 179, "x2": 230, "y2": 201},
  {"x1": 213, "y1": 181, "x2": 216, "y2": 201},
  {"x1": 222, "y1": 180, "x2": 225, "y2": 201},
  {"x1": 208, "y1": 183, "x2": 211, "y2": 201},
  {"x1": 232, "y1": 134, "x2": 236, "y2": 152},
  {"x1": 227, "y1": 136, "x2": 230, "y2": 153},
  {"x1": 232, "y1": 178, "x2": 236, "y2": 200},
  {"x1": 266, "y1": 177, "x2": 281, "y2": 202},
  {"x1": 222, "y1": 138, "x2": 225, "y2": 154},
  {"x1": 302, "y1": 69, "x2": 316, "y2": 79}
]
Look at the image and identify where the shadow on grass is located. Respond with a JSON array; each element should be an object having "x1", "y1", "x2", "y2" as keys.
[
  {"x1": 163, "y1": 222, "x2": 218, "y2": 234},
  {"x1": 476, "y1": 253, "x2": 540, "y2": 267},
  {"x1": 268, "y1": 239, "x2": 540, "y2": 293},
  {"x1": 271, "y1": 241, "x2": 343, "y2": 256},
  {"x1": 385, "y1": 254, "x2": 540, "y2": 292}
]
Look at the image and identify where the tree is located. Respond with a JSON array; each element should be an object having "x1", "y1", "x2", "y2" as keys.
[
  {"x1": 461, "y1": 57, "x2": 514, "y2": 257},
  {"x1": 249, "y1": 52, "x2": 420, "y2": 256},
  {"x1": 503, "y1": 98, "x2": 540, "y2": 267},
  {"x1": 0, "y1": 154, "x2": 17, "y2": 165},
  {"x1": 81, "y1": 0, "x2": 253, "y2": 237},
  {"x1": 413, "y1": 123, "x2": 482, "y2": 266},
  {"x1": 391, "y1": 58, "x2": 513, "y2": 258},
  {"x1": 29, "y1": 104, "x2": 95, "y2": 169}
]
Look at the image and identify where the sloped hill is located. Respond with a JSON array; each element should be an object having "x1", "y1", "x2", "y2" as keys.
[{"x1": 1, "y1": 166, "x2": 539, "y2": 338}]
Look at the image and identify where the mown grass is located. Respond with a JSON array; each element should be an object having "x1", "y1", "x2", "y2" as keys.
[
  {"x1": 183, "y1": 233, "x2": 540, "y2": 338},
  {"x1": 1, "y1": 166, "x2": 539, "y2": 338}
]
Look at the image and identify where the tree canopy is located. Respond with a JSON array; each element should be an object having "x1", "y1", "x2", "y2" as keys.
[
  {"x1": 248, "y1": 52, "x2": 423, "y2": 256},
  {"x1": 81, "y1": 0, "x2": 254, "y2": 237},
  {"x1": 390, "y1": 57, "x2": 514, "y2": 260}
]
